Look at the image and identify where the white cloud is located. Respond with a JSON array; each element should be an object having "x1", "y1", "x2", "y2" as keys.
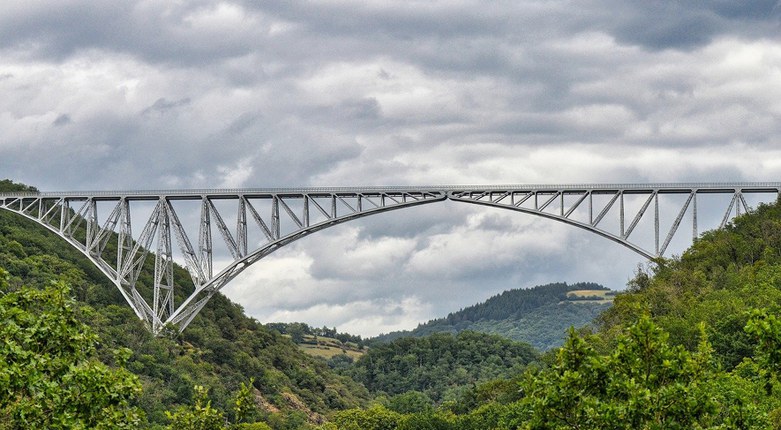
[{"x1": 264, "y1": 296, "x2": 433, "y2": 338}]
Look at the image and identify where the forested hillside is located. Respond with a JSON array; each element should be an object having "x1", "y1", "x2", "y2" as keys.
[
  {"x1": 373, "y1": 282, "x2": 613, "y2": 350},
  {"x1": 326, "y1": 198, "x2": 781, "y2": 429},
  {"x1": 0, "y1": 180, "x2": 370, "y2": 429},
  {"x1": 597, "y1": 195, "x2": 781, "y2": 369},
  {"x1": 343, "y1": 331, "x2": 538, "y2": 402}
]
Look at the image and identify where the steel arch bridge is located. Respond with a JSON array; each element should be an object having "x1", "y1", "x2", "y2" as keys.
[{"x1": 1, "y1": 183, "x2": 778, "y2": 334}]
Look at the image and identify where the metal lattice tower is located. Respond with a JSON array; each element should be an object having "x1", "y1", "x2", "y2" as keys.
[{"x1": 1, "y1": 183, "x2": 778, "y2": 334}]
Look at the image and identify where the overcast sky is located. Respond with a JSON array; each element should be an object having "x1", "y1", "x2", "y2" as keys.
[{"x1": 2, "y1": 1, "x2": 781, "y2": 336}]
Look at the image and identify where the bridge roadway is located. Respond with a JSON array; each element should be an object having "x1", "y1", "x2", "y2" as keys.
[{"x1": 1, "y1": 182, "x2": 779, "y2": 334}]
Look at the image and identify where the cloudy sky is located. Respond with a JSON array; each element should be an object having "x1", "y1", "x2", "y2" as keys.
[{"x1": 2, "y1": 1, "x2": 781, "y2": 336}]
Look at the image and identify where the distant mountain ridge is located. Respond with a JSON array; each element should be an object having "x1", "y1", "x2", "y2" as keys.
[{"x1": 371, "y1": 282, "x2": 614, "y2": 350}]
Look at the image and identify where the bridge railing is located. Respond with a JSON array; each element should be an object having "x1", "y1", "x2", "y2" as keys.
[{"x1": 2, "y1": 182, "x2": 780, "y2": 199}]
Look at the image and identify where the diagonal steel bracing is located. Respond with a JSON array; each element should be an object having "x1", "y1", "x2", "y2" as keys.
[
  {"x1": 1, "y1": 183, "x2": 779, "y2": 334},
  {"x1": 447, "y1": 184, "x2": 780, "y2": 259},
  {"x1": 0, "y1": 188, "x2": 445, "y2": 333}
]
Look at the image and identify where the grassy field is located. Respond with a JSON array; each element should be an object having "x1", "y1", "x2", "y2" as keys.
[
  {"x1": 565, "y1": 289, "x2": 616, "y2": 303},
  {"x1": 297, "y1": 335, "x2": 366, "y2": 360}
]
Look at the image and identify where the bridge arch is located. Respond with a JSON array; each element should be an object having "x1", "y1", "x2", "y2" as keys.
[{"x1": 1, "y1": 183, "x2": 778, "y2": 334}]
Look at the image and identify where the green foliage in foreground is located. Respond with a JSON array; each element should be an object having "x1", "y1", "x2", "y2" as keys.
[
  {"x1": 0, "y1": 268, "x2": 286, "y2": 430},
  {"x1": 523, "y1": 317, "x2": 769, "y2": 429},
  {"x1": 0, "y1": 268, "x2": 143, "y2": 429},
  {"x1": 5, "y1": 274, "x2": 776, "y2": 430}
]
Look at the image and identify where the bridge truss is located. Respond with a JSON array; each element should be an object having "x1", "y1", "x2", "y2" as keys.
[{"x1": 0, "y1": 183, "x2": 778, "y2": 333}]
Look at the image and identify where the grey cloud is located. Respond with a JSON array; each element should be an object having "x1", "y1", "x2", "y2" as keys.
[
  {"x1": 52, "y1": 114, "x2": 71, "y2": 127},
  {"x1": 226, "y1": 112, "x2": 262, "y2": 135},
  {"x1": 0, "y1": 1, "x2": 765, "y2": 71},
  {"x1": 141, "y1": 97, "x2": 192, "y2": 116},
  {"x1": 334, "y1": 98, "x2": 381, "y2": 121},
  {"x1": 0, "y1": 2, "x2": 276, "y2": 65},
  {"x1": 0, "y1": 2, "x2": 132, "y2": 59},
  {"x1": 602, "y1": 0, "x2": 780, "y2": 50}
]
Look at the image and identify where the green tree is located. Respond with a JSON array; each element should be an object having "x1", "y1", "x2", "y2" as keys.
[
  {"x1": 745, "y1": 308, "x2": 781, "y2": 393},
  {"x1": 523, "y1": 316, "x2": 739, "y2": 429},
  {"x1": 166, "y1": 385, "x2": 225, "y2": 430},
  {"x1": 0, "y1": 268, "x2": 142, "y2": 429},
  {"x1": 397, "y1": 410, "x2": 456, "y2": 430},
  {"x1": 387, "y1": 391, "x2": 434, "y2": 414},
  {"x1": 233, "y1": 378, "x2": 261, "y2": 424},
  {"x1": 331, "y1": 404, "x2": 402, "y2": 430}
]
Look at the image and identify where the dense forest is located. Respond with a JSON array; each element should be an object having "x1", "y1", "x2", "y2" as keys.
[
  {"x1": 372, "y1": 282, "x2": 612, "y2": 350},
  {"x1": 6, "y1": 178, "x2": 781, "y2": 428},
  {"x1": 343, "y1": 331, "x2": 538, "y2": 402}
]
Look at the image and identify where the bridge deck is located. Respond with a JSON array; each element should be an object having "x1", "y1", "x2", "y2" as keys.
[{"x1": 1, "y1": 182, "x2": 780, "y2": 199}]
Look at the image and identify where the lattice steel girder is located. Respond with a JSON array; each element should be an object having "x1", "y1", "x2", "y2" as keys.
[
  {"x1": 448, "y1": 184, "x2": 781, "y2": 260},
  {"x1": 0, "y1": 188, "x2": 446, "y2": 333},
  {"x1": 1, "y1": 183, "x2": 779, "y2": 334}
]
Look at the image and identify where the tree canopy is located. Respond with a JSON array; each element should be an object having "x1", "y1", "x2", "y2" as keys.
[{"x1": 0, "y1": 268, "x2": 142, "y2": 429}]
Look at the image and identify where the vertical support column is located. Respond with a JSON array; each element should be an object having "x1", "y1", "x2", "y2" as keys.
[
  {"x1": 117, "y1": 198, "x2": 133, "y2": 279},
  {"x1": 199, "y1": 198, "x2": 213, "y2": 280},
  {"x1": 303, "y1": 195, "x2": 310, "y2": 227},
  {"x1": 560, "y1": 192, "x2": 564, "y2": 217},
  {"x1": 153, "y1": 198, "x2": 175, "y2": 332},
  {"x1": 619, "y1": 192, "x2": 625, "y2": 238},
  {"x1": 85, "y1": 199, "x2": 97, "y2": 251},
  {"x1": 237, "y1": 197, "x2": 247, "y2": 258},
  {"x1": 654, "y1": 192, "x2": 659, "y2": 256},
  {"x1": 589, "y1": 192, "x2": 593, "y2": 225},
  {"x1": 692, "y1": 192, "x2": 698, "y2": 241},
  {"x1": 59, "y1": 199, "x2": 68, "y2": 233},
  {"x1": 272, "y1": 196, "x2": 280, "y2": 240},
  {"x1": 736, "y1": 192, "x2": 742, "y2": 217}
]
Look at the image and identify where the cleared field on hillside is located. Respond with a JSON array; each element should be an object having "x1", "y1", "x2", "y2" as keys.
[
  {"x1": 565, "y1": 289, "x2": 615, "y2": 303},
  {"x1": 297, "y1": 335, "x2": 365, "y2": 360}
]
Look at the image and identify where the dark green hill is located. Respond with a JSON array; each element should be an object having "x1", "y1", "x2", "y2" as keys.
[
  {"x1": 0, "y1": 180, "x2": 370, "y2": 429},
  {"x1": 372, "y1": 282, "x2": 614, "y2": 350},
  {"x1": 344, "y1": 331, "x2": 539, "y2": 403}
]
